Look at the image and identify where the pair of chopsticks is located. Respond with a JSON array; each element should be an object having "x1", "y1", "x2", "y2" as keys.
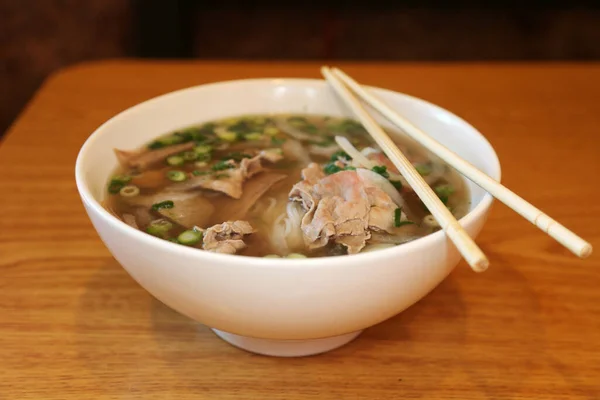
[{"x1": 321, "y1": 66, "x2": 592, "y2": 272}]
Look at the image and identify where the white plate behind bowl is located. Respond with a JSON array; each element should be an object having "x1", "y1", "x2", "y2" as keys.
[{"x1": 76, "y1": 78, "x2": 500, "y2": 356}]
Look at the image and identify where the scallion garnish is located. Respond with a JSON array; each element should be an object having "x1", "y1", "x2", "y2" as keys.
[
  {"x1": 372, "y1": 165, "x2": 390, "y2": 179},
  {"x1": 330, "y1": 151, "x2": 350, "y2": 162},
  {"x1": 146, "y1": 219, "x2": 174, "y2": 239},
  {"x1": 323, "y1": 163, "x2": 343, "y2": 175},
  {"x1": 390, "y1": 180, "x2": 403, "y2": 191},
  {"x1": 166, "y1": 170, "x2": 187, "y2": 182},
  {"x1": 177, "y1": 230, "x2": 203, "y2": 246},
  {"x1": 166, "y1": 155, "x2": 184, "y2": 166},
  {"x1": 151, "y1": 200, "x2": 174, "y2": 211},
  {"x1": 394, "y1": 208, "x2": 402, "y2": 227},
  {"x1": 212, "y1": 160, "x2": 236, "y2": 171}
]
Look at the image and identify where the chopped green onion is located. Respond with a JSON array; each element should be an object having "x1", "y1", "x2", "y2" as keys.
[
  {"x1": 415, "y1": 164, "x2": 432, "y2": 176},
  {"x1": 224, "y1": 152, "x2": 252, "y2": 162},
  {"x1": 344, "y1": 166, "x2": 357, "y2": 171},
  {"x1": 166, "y1": 170, "x2": 187, "y2": 182},
  {"x1": 330, "y1": 151, "x2": 350, "y2": 162},
  {"x1": 323, "y1": 163, "x2": 343, "y2": 175},
  {"x1": 151, "y1": 200, "x2": 174, "y2": 211},
  {"x1": 147, "y1": 134, "x2": 185, "y2": 149},
  {"x1": 177, "y1": 230, "x2": 203, "y2": 246},
  {"x1": 244, "y1": 132, "x2": 264, "y2": 141},
  {"x1": 271, "y1": 137, "x2": 286, "y2": 145},
  {"x1": 304, "y1": 124, "x2": 319, "y2": 134},
  {"x1": 372, "y1": 165, "x2": 390, "y2": 179},
  {"x1": 146, "y1": 219, "x2": 174, "y2": 238},
  {"x1": 394, "y1": 208, "x2": 402, "y2": 227},
  {"x1": 397, "y1": 220, "x2": 415, "y2": 227},
  {"x1": 192, "y1": 170, "x2": 210, "y2": 176},
  {"x1": 212, "y1": 160, "x2": 236, "y2": 171},
  {"x1": 193, "y1": 145, "x2": 212, "y2": 154},
  {"x1": 166, "y1": 155, "x2": 184, "y2": 166},
  {"x1": 193, "y1": 161, "x2": 208, "y2": 168},
  {"x1": 390, "y1": 180, "x2": 403, "y2": 191},
  {"x1": 215, "y1": 129, "x2": 238, "y2": 142},
  {"x1": 287, "y1": 253, "x2": 307, "y2": 259},
  {"x1": 108, "y1": 175, "x2": 132, "y2": 194},
  {"x1": 195, "y1": 153, "x2": 211, "y2": 162},
  {"x1": 433, "y1": 184, "x2": 454, "y2": 206},
  {"x1": 119, "y1": 185, "x2": 140, "y2": 197},
  {"x1": 264, "y1": 126, "x2": 279, "y2": 136},
  {"x1": 182, "y1": 151, "x2": 198, "y2": 161}
]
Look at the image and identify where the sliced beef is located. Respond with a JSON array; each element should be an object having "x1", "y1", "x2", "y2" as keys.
[
  {"x1": 173, "y1": 151, "x2": 283, "y2": 199},
  {"x1": 202, "y1": 220, "x2": 255, "y2": 254},
  {"x1": 210, "y1": 172, "x2": 286, "y2": 223},
  {"x1": 123, "y1": 191, "x2": 214, "y2": 229},
  {"x1": 289, "y1": 166, "x2": 404, "y2": 254},
  {"x1": 114, "y1": 142, "x2": 195, "y2": 172}
]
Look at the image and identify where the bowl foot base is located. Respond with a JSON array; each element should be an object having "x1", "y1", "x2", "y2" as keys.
[{"x1": 211, "y1": 328, "x2": 363, "y2": 357}]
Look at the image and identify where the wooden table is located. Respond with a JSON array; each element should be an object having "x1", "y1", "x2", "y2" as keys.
[{"x1": 1, "y1": 61, "x2": 599, "y2": 399}]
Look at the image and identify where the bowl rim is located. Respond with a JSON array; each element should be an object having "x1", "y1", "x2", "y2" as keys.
[{"x1": 75, "y1": 77, "x2": 501, "y2": 268}]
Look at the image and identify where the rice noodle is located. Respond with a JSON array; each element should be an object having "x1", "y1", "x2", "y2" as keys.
[{"x1": 267, "y1": 201, "x2": 305, "y2": 255}]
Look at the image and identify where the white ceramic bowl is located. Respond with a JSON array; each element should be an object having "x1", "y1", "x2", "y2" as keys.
[{"x1": 75, "y1": 78, "x2": 500, "y2": 357}]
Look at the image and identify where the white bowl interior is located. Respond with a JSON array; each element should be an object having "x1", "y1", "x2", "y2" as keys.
[{"x1": 78, "y1": 79, "x2": 500, "y2": 210}]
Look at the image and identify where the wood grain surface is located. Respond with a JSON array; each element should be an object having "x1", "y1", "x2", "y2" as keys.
[{"x1": 0, "y1": 61, "x2": 598, "y2": 399}]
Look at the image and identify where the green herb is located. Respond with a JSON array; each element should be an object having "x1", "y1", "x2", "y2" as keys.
[
  {"x1": 394, "y1": 208, "x2": 402, "y2": 227},
  {"x1": 166, "y1": 170, "x2": 187, "y2": 182},
  {"x1": 271, "y1": 137, "x2": 286, "y2": 145},
  {"x1": 227, "y1": 120, "x2": 253, "y2": 134},
  {"x1": 212, "y1": 160, "x2": 236, "y2": 171},
  {"x1": 328, "y1": 119, "x2": 366, "y2": 135},
  {"x1": 192, "y1": 170, "x2": 211, "y2": 176},
  {"x1": 147, "y1": 134, "x2": 185, "y2": 149},
  {"x1": 166, "y1": 155, "x2": 185, "y2": 166},
  {"x1": 177, "y1": 230, "x2": 203, "y2": 246},
  {"x1": 323, "y1": 163, "x2": 343, "y2": 175},
  {"x1": 151, "y1": 200, "x2": 174, "y2": 211},
  {"x1": 182, "y1": 151, "x2": 198, "y2": 161},
  {"x1": 146, "y1": 219, "x2": 173, "y2": 239},
  {"x1": 304, "y1": 124, "x2": 319, "y2": 134},
  {"x1": 195, "y1": 153, "x2": 211, "y2": 162},
  {"x1": 330, "y1": 151, "x2": 350, "y2": 162},
  {"x1": 107, "y1": 175, "x2": 132, "y2": 194},
  {"x1": 119, "y1": 185, "x2": 140, "y2": 197},
  {"x1": 397, "y1": 220, "x2": 415, "y2": 227},
  {"x1": 433, "y1": 184, "x2": 454, "y2": 206},
  {"x1": 390, "y1": 180, "x2": 403, "y2": 191},
  {"x1": 194, "y1": 144, "x2": 212, "y2": 154},
  {"x1": 344, "y1": 166, "x2": 357, "y2": 171},
  {"x1": 224, "y1": 152, "x2": 252, "y2": 162},
  {"x1": 415, "y1": 163, "x2": 432, "y2": 176},
  {"x1": 372, "y1": 165, "x2": 390, "y2": 179},
  {"x1": 244, "y1": 132, "x2": 264, "y2": 141}
]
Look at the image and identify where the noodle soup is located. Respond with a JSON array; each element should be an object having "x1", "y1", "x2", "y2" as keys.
[{"x1": 104, "y1": 114, "x2": 469, "y2": 258}]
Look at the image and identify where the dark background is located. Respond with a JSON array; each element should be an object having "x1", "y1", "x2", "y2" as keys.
[{"x1": 2, "y1": 0, "x2": 599, "y2": 136}]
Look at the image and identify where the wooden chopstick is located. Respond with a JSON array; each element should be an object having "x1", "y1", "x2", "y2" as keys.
[
  {"x1": 331, "y1": 66, "x2": 593, "y2": 259},
  {"x1": 321, "y1": 66, "x2": 490, "y2": 273}
]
